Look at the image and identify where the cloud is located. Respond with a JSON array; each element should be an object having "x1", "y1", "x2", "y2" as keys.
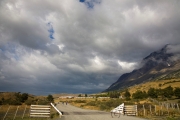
[{"x1": 0, "y1": 0, "x2": 180, "y2": 95}]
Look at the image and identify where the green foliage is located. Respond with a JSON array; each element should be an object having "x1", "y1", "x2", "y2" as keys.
[
  {"x1": 124, "y1": 89, "x2": 131, "y2": 100},
  {"x1": 21, "y1": 93, "x2": 28, "y2": 102},
  {"x1": 38, "y1": 99, "x2": 49, "y2": 105},
  {"x1": 47, "y1": 94, "x2": 54, "y2": 102},
  {"x1": 3, "y1": 98, "x2": 22, "y2": 105},
  {"x1": 132, "y1": 90, "x2": 147, "y2": 99},
  {"x1": 24, "y1": 99, "x2": 36, "y2": 105},
  {"x1": 78, "y1": 94, "x2": 82, "y2": 97},
  {"x1": 85, "y1": 94, "x2": 88, "y2": 97},
  {"x1": 50, "y1": 112, "x2": 59, "y2": 118},
  {"x1": 95, "y1": 93, "x2": 108, "y2": 98},
  {"x1": 148, "y1": 88, "x2": 158, "y2": 98},
  {"x1": 99, "y1": 99, "x2": 123, "y2": 110},
  {"x1": 108, "y1": 91, "x2": 120, "y2": 98},
  {"x1": 14, "y1": 92, "x2": 29, "y2": 103},
  {"x1": 174, "y1": 87, "x2": 180, "y2": 98},
  {"x1": 163, "y1": 86, "x2": 174, "y2": 98}
]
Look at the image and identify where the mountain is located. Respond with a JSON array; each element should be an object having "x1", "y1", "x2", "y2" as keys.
[{"x1": 105, "y1": 44, "x2": 180, "y2": 92}]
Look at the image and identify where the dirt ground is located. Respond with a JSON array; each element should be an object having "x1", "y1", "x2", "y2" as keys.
[{"x1": 55, "y1": 102, "x2": 147, "y2": 120}]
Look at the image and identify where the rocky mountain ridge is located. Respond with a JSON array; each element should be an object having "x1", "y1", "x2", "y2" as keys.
[{"x1": 105, "y1": 44, "x2": 180, "y2": 92}]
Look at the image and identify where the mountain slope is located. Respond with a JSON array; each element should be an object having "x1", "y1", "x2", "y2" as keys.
[{"x1": 105, "y1": 44, "x2": 180, "y2": 92}]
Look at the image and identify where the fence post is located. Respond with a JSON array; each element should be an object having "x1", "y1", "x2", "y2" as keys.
[
  {"x1": 161, "y1": 104, "x2": 163, "y2": 116},
  {"x1": 143, "y1": 104, "x2": 145, "y2": 116},
  {"x1": 177, "y1": 104, "x2": 179, "y2": 111},
  {"x1": 149, "y1": 105, "x2": 152, "y2": 115},
  {"x1": 3, "y1": 106, "x2": 10, "y2": 120},
  {"x1": 22, "y1": 105, "x2": 27, "y2": 119},
  {"x1": 13, "y1": 106, "x2": 19, "y2": 120}
]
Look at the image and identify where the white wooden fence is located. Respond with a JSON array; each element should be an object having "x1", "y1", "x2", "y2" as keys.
[
  {"x1": 30, "y1": 105, "x2": 51, "y2": 118},
  {"x1": 111, "y1": 103, "x2": 137, "y2": 116}
]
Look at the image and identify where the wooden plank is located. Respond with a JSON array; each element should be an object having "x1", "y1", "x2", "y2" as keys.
[
  {"x1": 31, "y1": 105, "x2": 50, "y2": 107},
  {"x1": 30, "y1": 108, "x2": 50, "y2": 110},
  {"x1": 124, "y1": 105, "x2": 137, "y2": 116},
  {"x1": 30, "y1": 110, "x2": 50, "y2": 112},
  {"x1": 30, "y1": 115, "x2": 50, "y2": 117},
  {"x1": 30, "y1": 104, "x2": 51, "y2": 118},
  {"x1": 30, "y1": 112, "x2": 50, "y2": 115}
]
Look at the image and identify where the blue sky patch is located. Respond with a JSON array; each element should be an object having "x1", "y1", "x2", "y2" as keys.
[
  {"x1": 47, "y1": 22, "x2": 55, "y2": 40},
  {"x1": 80, "y1": 0, "x2": 101, "y2": 9}
]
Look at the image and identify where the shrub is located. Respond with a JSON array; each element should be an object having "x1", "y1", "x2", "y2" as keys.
[
  {"x1": 132, "y1": 90, "x2": 147, "y2": 99},
  {"x1": 25, "y1": 99, "x2": 36, "y2": 105},
  {"x1": 86, "y1": 101, "x2": 96, "y2": 106},
  {"x1": 47, "y1": 94, "x2": 54, "y2": 102},
  {"x1": 148, "y1": 88, "x2": 158, "y2": 98},
  {"x1": 74, "y1": 100, "x2": 86, "y2": 103},
  {"x1": 174, "y1": 87, "x2": 180, "y2": 98}
]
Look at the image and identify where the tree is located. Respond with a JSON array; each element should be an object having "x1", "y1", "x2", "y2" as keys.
[
  {"x1": 124, "y1": 89, "x2": 131, "y2": 100},
  {"x1": 163, "y1": 86, "x2": 174, "y2": 98},
  {"x1": 148, "y1": 88, "x2": 158, "y2": 98},
  {"x1": 85, "y1": 94, "x2": 88, "y2": 97},
  {"x1": 132, "y1": 90, "x2": 147, "y2": 99},
  {"x1": 21, "y1": 93, "x2": 28, "y2": 102},
  {"x1": 109, "y1": 91, "x2": 120, "y2": 98},
  {"x1": 47, "y1": 94, "x2": 54, "y2": 102},
  {"x1": 78, "y1": 94, "x2": 81, "y2": 97},
  {"x1": 174, "y1": 87, "x2": 180, "y2": 98}
]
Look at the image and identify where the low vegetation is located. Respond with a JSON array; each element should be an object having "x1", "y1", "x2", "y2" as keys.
[
  {"x1": 0, "y1": 92, "x2": 54, "y2": 105},
  {"x1": 0, "y1": 93, "x2": 58, "y2": 119}
]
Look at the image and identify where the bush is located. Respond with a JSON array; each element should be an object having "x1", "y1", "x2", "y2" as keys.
[
  {"x1": 86, "y1": 101, "x2": 96, "y2": 106},
  {"x1": 38, "y1": 100, "x2": 49, "y2": 105},
  {"x1": 174, "y1": 87, "x2": 180, "y2": 98},
  {"x1": 73, "y1": 100, "x2": 86, "y2": 103},
  {"x1": 148, "y1": 88, "x2": 158, "y2": 98},
  {"x1": 8, "y1": 99, "x2": 22, "y2": 105},
  {"x1": 132, "y1": 90, "x2": 147, "y2": 99},
  {"x1": 25, "y1": 99, "x2": 36, "y2": 105},
  {"x1": 47, "y1": 94, "x2": 54, "y2": 102}
]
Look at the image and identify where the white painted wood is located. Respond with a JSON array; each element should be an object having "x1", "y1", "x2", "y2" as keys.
[
  {"x1": 30, "y1": 105, "x2": 51, "y2": 118},
  {"x1": 51, "y1": 103, "x2": 62, "y2": 116}
]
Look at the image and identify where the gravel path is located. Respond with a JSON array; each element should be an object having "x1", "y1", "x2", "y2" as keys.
[{"x1": 55, "y1": 103, "x2": 147, "y2": 120}]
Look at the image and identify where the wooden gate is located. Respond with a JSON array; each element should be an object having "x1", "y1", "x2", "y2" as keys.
[{"x1": 30, "y1": 105, "x2": 51, "y2": 118}]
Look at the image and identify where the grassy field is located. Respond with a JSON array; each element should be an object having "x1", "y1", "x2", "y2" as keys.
[{"x1": 0, "y1": 104, "x2": 59, "y2": 120}]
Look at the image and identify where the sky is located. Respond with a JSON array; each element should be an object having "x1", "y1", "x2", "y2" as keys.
[{"x1": 0, "y1": 0, "x2": 180, "y2": 95}]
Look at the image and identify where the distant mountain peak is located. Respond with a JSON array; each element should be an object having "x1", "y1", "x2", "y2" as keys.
[{"x1": 104, "y1": 44, "x2": 180, "y2": 92}]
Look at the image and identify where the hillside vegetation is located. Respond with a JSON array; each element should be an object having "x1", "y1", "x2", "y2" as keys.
[
  {"x1": 0, "y1": 92, "x2": 54, "y2": 105},
  {"x1": 128, "y1": 78, "x2": 180, "y2": 95}
]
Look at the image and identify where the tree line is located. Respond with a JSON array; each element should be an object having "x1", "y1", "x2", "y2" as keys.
[
  {"x1": 0, "y1": 92, "x2": 54, "y2": 105},
  {"x1": 125, "y1": 86, "x2": 180, "y2": 100},
  {"x1": 101, "y1": 86, "x2": 180, "y2": 100}
]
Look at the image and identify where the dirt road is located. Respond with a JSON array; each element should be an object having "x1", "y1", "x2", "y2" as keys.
[{"x1": 55, "y1": 103, "x2": 147, "y2": 120}]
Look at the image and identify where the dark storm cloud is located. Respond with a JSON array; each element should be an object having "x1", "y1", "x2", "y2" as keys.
[{"x1": 0, "y1": 0, "x2": 180, "y2": 95}]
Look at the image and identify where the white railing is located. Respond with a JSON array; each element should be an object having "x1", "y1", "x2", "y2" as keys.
[
  {"x1": 50, "y1": 103, "x2": 62, "y2": 117},
  {"x1": 111, "y1": 103, "x2": 124, "y2": 114},
  {"x1": 30, "y1": 105, "x2": 51, "y2": 118}
]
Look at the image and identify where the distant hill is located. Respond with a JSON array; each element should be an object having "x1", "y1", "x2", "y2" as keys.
[{"x1": 105, "y1": 44, "x2": 180, "y2": 92}]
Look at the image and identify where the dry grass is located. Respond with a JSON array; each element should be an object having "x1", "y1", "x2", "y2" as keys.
[
  {"x1": 0, "y1": 104, "x2": 59, "y2": 119},
  {"x1": 128, "y1": 79, "x2": 180, "y2": 94}
]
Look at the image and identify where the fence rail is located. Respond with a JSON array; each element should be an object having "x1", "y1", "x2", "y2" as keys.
[{"x1": 30, "y1": 105, "x2": 51, "y2": 118}]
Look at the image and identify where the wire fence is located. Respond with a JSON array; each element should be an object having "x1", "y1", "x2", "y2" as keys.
[{"x1": 0, "y1": 105, "x2": 58, "y2": 120}]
